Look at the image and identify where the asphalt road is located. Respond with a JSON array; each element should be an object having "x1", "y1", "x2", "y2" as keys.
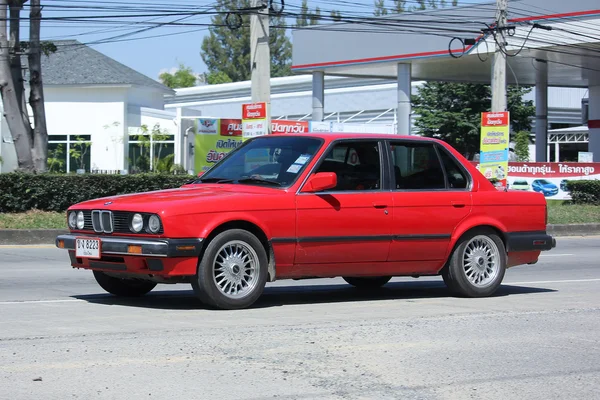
[{"x1": 1, "y1": 237, "x2": 599, "y2": 400}]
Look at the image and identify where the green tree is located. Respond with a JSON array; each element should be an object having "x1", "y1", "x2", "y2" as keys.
[
  {"x1": 374, "y1": 0, "x2": 388, "y2": 16},
  {"x1": 201, "y1": 0, "x2": 292, "y2": 82},
  {"x1": 330, "y1": 10, "x2": 342, "y2": 21},
  {"x1": 513, "y1": 130, "x2": 531, "y2": 162},
  {"x1": 377, "y1": 0, "x2": 457, "y2": 16},
  {"x1": 296, "y1": 0, "x2": 321, "y2": 26},
  {"x1": 412, "y1": 82, "x2": 534, "y2": 158},
  {"x1": 205, "y1": 71, "x2": 233, "y2": 85},
  {"x1": 159, "y1": 63, "x2": 197, "y2": 88}
]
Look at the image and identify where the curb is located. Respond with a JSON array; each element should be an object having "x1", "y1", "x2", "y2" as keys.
[
  {"x1": 547, "y1": 223, "x2": 600, "y2": 237},
  {"x1": 0, "y1": 229, "x2": 67, "y2": 246},
  {"x1": 0, "y1": 225, "x2": 599, "y2": 246}
]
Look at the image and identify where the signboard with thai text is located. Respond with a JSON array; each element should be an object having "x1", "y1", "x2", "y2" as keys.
[
  {"x1": 242, "y1": 102, "x2": 268, "y2": 138},
  {"x1": 471, "y1": 162, "x2": 600, "y2": 200},
  {"x1": 479, "y1": 111, "x2": 510, "y2": 187}
]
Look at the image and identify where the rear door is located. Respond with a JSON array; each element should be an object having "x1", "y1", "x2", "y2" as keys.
[{"x1": 387, "y1": 140, "x2": 473, "y2": 263}]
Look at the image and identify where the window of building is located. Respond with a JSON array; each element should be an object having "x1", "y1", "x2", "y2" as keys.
[
  {"x1": 47, "y1": 135, "x2": 92, "y2": 173},
  {"x1": 389, "y1": 142, "x2": 446, "y2": 190},
  {"x1": 128, "y1": 124, "x2": 175, "y2": 173},
  {"x1": 314, "y1": 141, "x2": 381, "y2": 191}
]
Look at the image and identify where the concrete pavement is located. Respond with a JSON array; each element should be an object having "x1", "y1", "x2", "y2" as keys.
[{"x1": 0, "y1": 238, "x2": 599, "y2": 399}]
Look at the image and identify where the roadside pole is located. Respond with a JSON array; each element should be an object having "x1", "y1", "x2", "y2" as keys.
[
  {"x1": 250, "y1": 0, "x2": 271, "y2": 133},
  {"x1": 491, "y1": 0, "x2": 508, "y2": 112}
]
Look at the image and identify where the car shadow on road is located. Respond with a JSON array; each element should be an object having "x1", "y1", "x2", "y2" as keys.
[{"x1": 71, "y1": 280, "x2": 557, "y2": 311}]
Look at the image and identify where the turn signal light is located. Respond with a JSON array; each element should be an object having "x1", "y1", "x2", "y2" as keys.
[
  {"x1": 57, "y1": 240, "x2": 65, "y2": 249},
  {"x1": 176, "y1": 245, "x2": 196, "y2": 251},
  {"x1": 128, "y1": 245, "x2": 142, "y2": 254}
]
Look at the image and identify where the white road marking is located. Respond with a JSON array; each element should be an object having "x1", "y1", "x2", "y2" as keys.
[
  {"x1": 539, "y1": 253, "x2": 574, "y2": 257},
  {"x1": 0, "y1": 299, "x2": 84, "y2": 305},
  {"x1": 507, "y1": 278, "x2": 600, "y2": 285},
  {"x1": 0, "y1": 244, "x2": 55, "y2": 249}
]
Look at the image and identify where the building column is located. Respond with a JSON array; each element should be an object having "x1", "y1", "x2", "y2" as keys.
[
  {"x1": 555, "y1": 142, "x2": 560, "y2": 162},
  {"x1": 588, "y1": 84, "x2": 600, "y2": 162},
  {"x1": 535, "y1": 59, "x2": 548, "y2": 162},
  {"x1": 397, "y1": 63, "x2": 411, "y2": 135},
  {"x1": 312, "y1": 71, "x2": 324, "y2": 122}
]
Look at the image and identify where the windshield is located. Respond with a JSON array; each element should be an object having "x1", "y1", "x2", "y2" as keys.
[
  {"x1": 537, "y1": 179, "x2": 552, "y2": 185},
  {"x1": 197, "y1": 136, "x2": 323, "y2": 187}
]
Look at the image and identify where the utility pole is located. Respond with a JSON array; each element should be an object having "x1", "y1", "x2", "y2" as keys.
[
  {"x1": 250, "y1": 0, "x2": 271, "y2": 132},
  {"x1": 491, "y1": 0, "x2": 508, "y2": 112}
]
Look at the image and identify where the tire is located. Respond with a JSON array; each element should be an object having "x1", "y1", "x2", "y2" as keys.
[
  {"x1": 191, "y1": 229, "x2": 268, "y2": 310},
  {"x1": 441, "y1": 228, "x2": 506, "y2": 297},
  {"x1": 93, "y1": 271, "x2": 157, "y2": 297},
  {"x1": 343, "y1": 276, "x2": 392, "y2": 289}
]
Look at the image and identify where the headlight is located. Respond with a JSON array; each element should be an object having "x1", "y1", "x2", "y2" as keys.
[
  {"x1": 131, "y1": 213, "x2": 143, "y2": 233},
  {"x1": 76, "y1": 211, "x2": 85, "y2": 229},
  {"x1": 148, "y1": 215, "x2": 161, "y2": 233},
  {"x1": 68, "y1": 212, "x2": 77, "y2": 229}
]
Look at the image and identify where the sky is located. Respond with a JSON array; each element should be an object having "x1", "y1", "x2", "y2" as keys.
[{"x1": 28, "y1": 0, "x2": 489, "y2": 83}]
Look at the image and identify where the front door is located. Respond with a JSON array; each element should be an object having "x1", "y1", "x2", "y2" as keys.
[
  {"x1": 387, "y1": 140, "x2": 473, "y2": 263},
  {"x1": 295, "y1": 140, "x2": 392, "y2": 265}
]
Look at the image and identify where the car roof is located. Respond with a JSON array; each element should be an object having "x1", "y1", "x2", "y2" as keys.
[{"x1": 267, "y1": 132, "x2": 439, "y2": 142}]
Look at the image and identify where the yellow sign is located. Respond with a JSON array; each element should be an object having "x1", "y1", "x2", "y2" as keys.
[
  {"x1": 194, "y1": 118, "x2": 245, "y2": 174},
  {"x1": 479, "y1": 112, "x2": 510, "y2": 186}
]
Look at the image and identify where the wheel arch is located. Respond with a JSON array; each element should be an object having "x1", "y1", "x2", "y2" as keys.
[
  {"x1": 442, "y1": 218, "x2": 509, "y2": 272},
  {"x1": 199, "y1": 218, "x2": 276, "y2": 282}
]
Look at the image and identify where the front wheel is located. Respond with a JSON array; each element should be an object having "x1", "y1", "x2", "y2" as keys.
[
  {"x1": 191, "y1": 229, "x2": 268, "y2": 310},
  {"x1": 442, "y1": 229, "x2": 506, "y2": 297},
  {"x1": 93, "y1": 271, "x2": 157, "y2": 297},
  {"x1": 343, "y1": 276, "x2": 392, "y2": 289}
]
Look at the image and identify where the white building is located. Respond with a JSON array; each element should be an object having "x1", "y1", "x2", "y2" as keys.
[{"x1": 0, "y1": 40, "x2": 175, "y2": 174}]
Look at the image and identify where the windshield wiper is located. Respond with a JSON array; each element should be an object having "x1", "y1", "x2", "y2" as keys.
[
  {"x1": 237, "y1": 177, "x2": 282, "y2": 186},
  {"x1": 198, "y1": 177, "x2": 235, "y2": 183}
]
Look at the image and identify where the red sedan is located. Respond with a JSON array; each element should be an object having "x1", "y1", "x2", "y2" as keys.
[{"x1": 56, "y1": 133, "x2": 556, "y2": 310}]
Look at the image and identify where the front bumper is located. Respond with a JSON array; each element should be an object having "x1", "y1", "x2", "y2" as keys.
[
  {"x1": 506, "y1": 231, "x2": 556, "y2": 252},
  {"x1": 56, "y1": 234, "x2": 204, "y2": 276},
  {"x1": 56, "y1": 233, "x2": 204, "y2": 258}
]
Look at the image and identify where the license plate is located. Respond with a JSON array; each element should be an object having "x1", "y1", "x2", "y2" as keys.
[{"x1": 75, "y1": 237, "x2": 101, "y2": 259}]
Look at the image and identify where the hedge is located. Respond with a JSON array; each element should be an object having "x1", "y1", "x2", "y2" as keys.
[
  {"x1": 565, "y1": 180, "x2": 600, "y2": 205},
  {"x1": 0, "y1": 173, "x2": 195, "y2": 213}
]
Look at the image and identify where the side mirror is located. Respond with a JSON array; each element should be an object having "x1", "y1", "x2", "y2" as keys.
[{"x1": 302, "y1": 172, "x2": 337, "y2": 193}]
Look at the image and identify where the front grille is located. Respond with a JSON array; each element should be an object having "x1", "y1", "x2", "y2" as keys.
[
  {"x1": 92, "y1": 210, "x2": 114, "y2": 233},
  {"x1": 113, "y1": 212, "x2": 130, "y2": 233},
  {"x1": 77, "y1": 210, "x2": 163, "y2": 235}
]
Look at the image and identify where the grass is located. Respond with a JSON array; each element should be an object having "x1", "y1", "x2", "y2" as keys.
[
  {"x1": 0, "y1": 203, "x2": 598, "y2": 229},
  {"x1": 546, "y1": 201, "x2": 600, "y2": 225},
  {"x1": 0, "y1": 210, "x2": 66, "y2": 229}
]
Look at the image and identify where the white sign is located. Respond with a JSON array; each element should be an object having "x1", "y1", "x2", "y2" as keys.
[
  {"x1": 309, "y1": 121, "x2": 331, "y2": 132},
  {"x1": 578, "y1": 152, "x2": 593, "y2": 162},
  {"x1": 242, "y1": 119, "x2": 268, "y2": 138}
]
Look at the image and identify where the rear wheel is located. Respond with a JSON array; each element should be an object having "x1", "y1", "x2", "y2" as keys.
[
  {"x1": 442, "y1": 229, "x2": 506, "y2": 297},
  {"x1": 191, "y1": 229, "x2": 268, "y2": 310},
  {"x1": 93, "y1": 271, "x2": 157, "y2": 297},
  {"x1": 343, "y1": 276, "x2": 392, "y2": 289}
]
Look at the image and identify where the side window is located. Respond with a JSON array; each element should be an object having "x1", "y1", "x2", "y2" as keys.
[
  {"x1": 390, "y1": 142, "x2": 445, "y2": 190},
  {"x1": 315, "y1": 141, "x2": 381, "y2": 191},
  {"x1": 437, "y1": 146, "x2": 469, "y2": 189}
]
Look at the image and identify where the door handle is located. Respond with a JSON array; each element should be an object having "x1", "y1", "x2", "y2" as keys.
[
  {"x1": 451, "y1": 201, "x2": 466, "y2": 208},
  {"x1": 373, "y1": 202, "x2": 388, "y2": 209}
]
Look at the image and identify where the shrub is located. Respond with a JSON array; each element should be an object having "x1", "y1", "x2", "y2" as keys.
[
  {"x1": 565, "y1": 180, "x2": 600, "y2": 205},
  {"x1": 0, "y1": 173, "x2": 195, "y2": 213}
]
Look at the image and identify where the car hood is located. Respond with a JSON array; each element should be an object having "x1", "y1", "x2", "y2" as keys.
[{"x1": 70, "y1": 184, "x2": 289, "y2": 215}]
